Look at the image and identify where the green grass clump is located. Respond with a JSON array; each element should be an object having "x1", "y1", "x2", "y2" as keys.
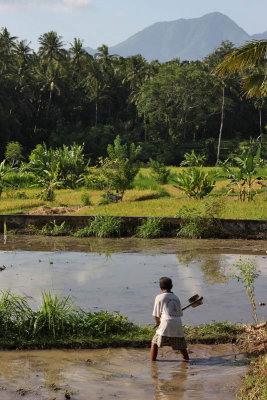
[
  {"x1": 0, "y1": 291, "x2": 247, "y2": 349},
  {"x1": 74, "y1": 215, "x2": 121, "y2": 238},
  {"x1": 184, "y1": 321, "x2": 244, "y2": 343},
  {"x1": 239, "y1": 356, "x2": 267, "y2": 399},
  {"x1": 135, "y1": 217, "x2": 163, "y2": 238}
]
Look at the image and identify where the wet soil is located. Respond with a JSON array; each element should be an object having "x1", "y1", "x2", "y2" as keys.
[{"x1": 0, "y1": 344, "x2": 248, "y2": 400}]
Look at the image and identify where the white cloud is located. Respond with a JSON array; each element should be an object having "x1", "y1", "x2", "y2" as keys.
[{"x1": 0, "y1": 0, "x2": 93, "y2": 12}]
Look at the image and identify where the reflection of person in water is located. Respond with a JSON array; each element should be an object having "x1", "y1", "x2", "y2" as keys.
[
  {"x1": 151, "y1": 277, "x2": 189, "y2": 361},
  {"x1": 151, "y1": 362, "x2": 187, "y2": 400}
]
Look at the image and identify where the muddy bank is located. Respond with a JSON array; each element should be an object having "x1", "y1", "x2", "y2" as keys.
[
  {"x1": 0, "y1": 214, "x2": 267, "y2": 239},
  {"x1": 0, "y1": 344, "x2": 248, "y2": 400}
]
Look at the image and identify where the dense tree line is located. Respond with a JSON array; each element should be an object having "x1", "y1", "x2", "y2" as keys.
[{"x1": 0, "y1": 28, "x2": 264, "y2": 165}]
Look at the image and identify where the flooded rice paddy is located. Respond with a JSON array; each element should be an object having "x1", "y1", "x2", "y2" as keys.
[
  {"x1": 0, "y1": 236, "x2": 266, "y2": 325},
  {"x1": 0, "y1": 344, "x2": 248, "y2": 400},
  {"x1": 0, "y1": 236, "x2": 266, "y2": 399}
]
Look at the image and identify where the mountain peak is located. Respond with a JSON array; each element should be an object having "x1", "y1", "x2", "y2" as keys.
[{"x1": 85, "y1": 13, "x2": 266, "y2": 62}]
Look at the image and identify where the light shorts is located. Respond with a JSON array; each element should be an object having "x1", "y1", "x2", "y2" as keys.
[{"x1": 152, "y1": 333, "x2": 187, "y2": 350}]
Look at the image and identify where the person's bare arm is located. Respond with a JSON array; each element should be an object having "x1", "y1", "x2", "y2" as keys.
[{"x1": 153, "y1": 316, "x2": 160, "y2": 328}]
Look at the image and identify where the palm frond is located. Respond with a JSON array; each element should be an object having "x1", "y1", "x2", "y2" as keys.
[{"x1": 216, "y1": 40, "x2": 267, "y2": 76}]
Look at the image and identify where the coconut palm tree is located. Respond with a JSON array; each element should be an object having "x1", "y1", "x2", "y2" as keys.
[
  {"x1": 216, "y1": 40, "x2": 267, "y2": 98},
  {"x1": 0, "y1": 27, "x2": 17, "y2": 55},
  {"x1": 14, "y1": 40, "x2": 32, "y2": 61},
  {"x1": 69, "y1": 37, "x2": 88, "y2": 68},
  {"x1": 38, "y1": 31, "x2": 65, "y2": 62}
]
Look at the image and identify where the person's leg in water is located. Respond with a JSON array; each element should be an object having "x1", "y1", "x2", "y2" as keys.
[
  {"x1": 180, "y1": 349, "x2": 189, "y2": 361},
  {"x1": 150, "y1": 342, "x2": 158, "y2": 361}
]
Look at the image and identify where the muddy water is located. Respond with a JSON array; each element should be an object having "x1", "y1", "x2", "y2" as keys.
[
  {"x1": 0, "y1": 344, "x2": 247, "y2": 400},
  {"x1": 0, "y1": 236, "x2": 267, "y2": 325}
]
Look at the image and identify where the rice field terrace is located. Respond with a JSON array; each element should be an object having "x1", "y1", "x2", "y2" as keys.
[{"x1": 0, "y1": 167, "x2": 266, "y2": 219}]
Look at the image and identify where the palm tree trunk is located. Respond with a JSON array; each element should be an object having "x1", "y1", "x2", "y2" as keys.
[
  {"x1": 259, "y1": 107, "x2": 262, "y2": 139},
  {"x1": 216, "y1": 85, "x2": 225, "y2": 166},
  {"x1": 95, "y1": 101, "x2": 98, "y2": 127},
  {"x1": 46, "y1": 89, "x2": 52, "y2": 120}
]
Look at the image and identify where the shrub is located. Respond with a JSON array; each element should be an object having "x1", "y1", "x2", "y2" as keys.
[
  {"x1": 135, "y1": 217, "x2": 163, "y2": 238},
  {"x1": 149, "y1": 159, "x2": 170, "y2": 184},
  {"x1": 180, "y1": 150, "x2": 206, "y2": 167},
  {"x1": 173, "y1": 167, "x2": 216, "y2": 199},
  {"x1": 81, "y1": 193, "x2": 92, "y2": 206},
  {"x1": 5, "y1": 141, "x2": 23, "y2": 167},
  {"x1": 99, "y1": 135, "x2": 141, "y2": 201}
]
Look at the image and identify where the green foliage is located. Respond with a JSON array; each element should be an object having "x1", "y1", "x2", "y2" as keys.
[
  {"x1": 74, "y1": 215, "x2": 121, "y2": 238},
  {"x1": 100, "y1": 135, "x2": 141, "y2": 200},
  {"x1": 33, "y1": 291, "x2": 77, "y2": 338},
  {"x1": 76, "y1": 310, "x2": 135, "y2": 337},
  {"x1": 36, "y1": 220, "x2": 67, "y2": 236},
  {"x1": 220, "y1": 141, "x2": 264, "y2": 201},
  {"x1": 230, "y1": 257, "x2": 260, "y2": 323},
  {"x1": 149, "y1": 159, "x2": 170, "y2": 184},
  {"x1": 0, "y1": 289, "x2": 32, "y2": 337},
  {"x1": 0, "y1": 160, "x2": 11, "y2": 196},
  {"x1": 85, "y1": 167, "x2": 107, "y2": 190},
  {"x1": 89, "y1": 215, "x2": 121, "y2": 238},
  {"x1": 184, "y1": 320, "x2": 243, "y2": 342},
  {"x1": 176, "y1": 197, "x2": 224, "y2": 238},
  {"x1": 28, "y1": 143, "x2": 87, "y2": 191},
  {"x1": 135, "y1": 217, "x2": 163, "y2": 238},
  {"x1": 239, "y1": 356, "x2": 267, "y2": 400},
  {"x1": 5, "y1": 141, "x2": 23, "y2": 167},
  {"x1": 173, "y1": 167, "x2": 216, "y2": 199},
  {"x1": 81, "y1": 193, "x2": 92, "y2": 206},
  {"x1": 180, "y1": 150, "x2": 206, "y2": 167},
  {"x1": 2, "y1": 172, "x2": 37, "y2": 188},
  {"x1": 0, "y1": 289, "x2": 138, "y2": 341}
]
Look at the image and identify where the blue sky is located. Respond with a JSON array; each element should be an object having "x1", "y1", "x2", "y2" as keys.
[{"x1": 0, "y1": 0, "x2": 266, "y2": 50}]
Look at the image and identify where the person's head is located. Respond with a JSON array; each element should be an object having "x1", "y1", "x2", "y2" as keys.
[{"x1": 159, "y1": 276, "x2": 173, "y2": 291}]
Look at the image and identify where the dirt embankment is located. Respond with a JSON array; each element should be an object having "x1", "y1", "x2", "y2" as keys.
[{"x1": 25, "y1": 206, "x2": 89, "y2": 215}]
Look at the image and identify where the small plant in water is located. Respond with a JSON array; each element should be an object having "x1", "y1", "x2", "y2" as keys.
[
  {"x1": 135, "y1": 217, "x2": 163, "y2": 238},
  {"x1": 230, "y1": 257, "x2": 260, "y2": 324}
]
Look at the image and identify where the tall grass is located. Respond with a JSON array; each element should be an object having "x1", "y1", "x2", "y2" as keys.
[
  {"x1": 135, "y1": 217, "x2": 163, "y2": 238},
  {"x1": 0, "y1": 289, "x2": 137, "y2": 340},
  {"x1": 33, "y1": 291, "x2": 77, "y2": 338},
  {"x1": 74, "y1": 215, "x2": 121, "y2": 238}
]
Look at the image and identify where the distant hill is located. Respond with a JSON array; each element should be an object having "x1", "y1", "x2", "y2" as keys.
[{"x1": 85, "y1": 12, "x2": 267, "y2": 62}]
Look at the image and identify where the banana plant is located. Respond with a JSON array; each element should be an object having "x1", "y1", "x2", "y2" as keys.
[
  {"x1": 220, "y1": 142, "x2": 264, "y2": 201},
  {"x1": 173, "y1": 167, "x2": 215, "y2": 199}
]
